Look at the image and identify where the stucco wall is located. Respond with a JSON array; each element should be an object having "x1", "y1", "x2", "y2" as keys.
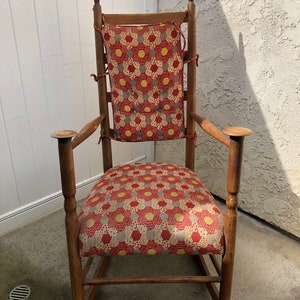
[{"x1": 157, "y1": 0, "x2": 300, "y2": 237}]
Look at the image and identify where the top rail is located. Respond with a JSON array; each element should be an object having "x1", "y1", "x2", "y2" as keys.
[{"x1": 103, "y1": 11, "x2": 188, "y2": 25}]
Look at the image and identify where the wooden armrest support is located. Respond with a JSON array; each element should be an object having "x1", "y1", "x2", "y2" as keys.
[
  {"x1": 71, "y1": 114, "x2": 105, "y2": 149},
  {"x1": 190, "y1": 112, "x2": 230, "y2": 147},
  {"x1": 224, "y1": 126, "x2": 251, "y2": 196},
  {"x1": 189, "y1": 111, "x2": 252, "y2": 199},
  {"x1": 50, "y1": 115, "x2": 106, "y2": 245},
  {"x1": 51, "y1": 114, "x2": 105, "y2": 148}
]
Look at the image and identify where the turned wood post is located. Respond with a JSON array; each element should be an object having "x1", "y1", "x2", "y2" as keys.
[
  {"x1": 220, "y1": 127, "x2": 251, "y2": 300},
  {"x1": 185, "y1": 0, "x2": 196, "y2": 171},
  {"x1": 93, "y1": 1, "x2": 113, "y2": 172},
  {"x1": 51, "y1": 131, "x2": 85, "y2": 300}
]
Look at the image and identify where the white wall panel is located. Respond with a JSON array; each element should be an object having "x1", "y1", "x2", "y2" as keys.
[
  {"x1": 0, "y1": 101, "x2": 19, "y2": 213},
  {"x1": 1, "y1": 0, "x2": 40, "y2": 207},
  {"x1": 0, "y1": 6, "x2": 17, "y2": 217},
  {"x1": 0, "y1": 0, "x2": 156, "y2": 234},
  {"x1": 9, "y1": 0, "x2": 58, "y2": 198}
]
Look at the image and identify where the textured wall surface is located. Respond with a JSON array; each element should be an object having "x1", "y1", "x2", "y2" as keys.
[{"x1": 157, "y1": 0, "x2": 300, "y2": 237}]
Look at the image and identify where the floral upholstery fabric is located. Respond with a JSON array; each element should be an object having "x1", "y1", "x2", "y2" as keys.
[
  {"x1": 79, "y1": 163, "x2": 224, "y2": 257},
  {"x1": 101, "y1": 20, "x2": 185, "y2": 141}
]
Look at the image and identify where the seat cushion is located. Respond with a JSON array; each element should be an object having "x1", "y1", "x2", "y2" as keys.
[{"x1": 78, "y1": 163, "x2": 224, "y2": 257}]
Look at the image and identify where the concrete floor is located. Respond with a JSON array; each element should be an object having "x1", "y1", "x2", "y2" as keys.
[{"x1": 0, "y1": 202, "x2": 299, "y2": 300}]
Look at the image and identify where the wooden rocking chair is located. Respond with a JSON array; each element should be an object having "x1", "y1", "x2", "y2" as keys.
[{"x1": 51, "y1": 0, "x2": 251, "y2": 299}]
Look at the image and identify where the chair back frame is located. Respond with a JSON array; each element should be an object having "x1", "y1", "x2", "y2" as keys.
[{"x1": 93, "y1": 0, "x2": 197, "y2": 172}]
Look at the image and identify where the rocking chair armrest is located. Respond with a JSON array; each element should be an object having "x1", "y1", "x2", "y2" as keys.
[
  {"x1": 71, "y1": 114, "x2": 105, "y2": 149},
  {"x1": 190, "y1": 111, "x2": 252, "y2": 198},
  {"x1": 223, "y1": 126, "x2": 252, "y2": 138},
  {"x1": 51, "y1": 130, "x2": 78, "y2": 140},
  {"x1": 50, "y1": 114, "x2": 105, "y2": 202},
  {"x1": 190, "y1": 112, "x2": 230, "y2": 147},
  {"x1": 51, "y1": 114, "x2": 105, "y2": 149},
  {"x1": 190, "y1": 112, "x2": 252, "y2": 146}
]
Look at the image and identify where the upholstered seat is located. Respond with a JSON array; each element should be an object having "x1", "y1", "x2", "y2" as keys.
[{"x1": 79, "y1": 163, "x2": 224, "y2": 257}]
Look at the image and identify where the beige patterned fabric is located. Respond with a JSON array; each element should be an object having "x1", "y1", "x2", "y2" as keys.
[
  {"x1": 101, "y1": 20, "x2": 185, "y2": 141},
  {"x1": 79, "y1": 163, "x2": 224, "y2": 257}
]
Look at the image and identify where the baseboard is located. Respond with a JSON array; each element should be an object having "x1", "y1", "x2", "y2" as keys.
[
  {"x1": 0, "y1": 155, "x2": 147, "y2": 236},
  {"x1": 0, "y1": 174, "x2": 101, "y2": 236}
]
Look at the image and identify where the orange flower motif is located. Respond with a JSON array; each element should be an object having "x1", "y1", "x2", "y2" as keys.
[
  {"x1": 138, "y1": 173, "x2": 157, "y2": 185},
  {"x1": 194, "y1": 210, "x2": 222, "y2": 234},
  {"x1": 134, "y1": 44, "x2": 151, "y2": 63},
  {"x1": 80, "y1": 212, "x2": 102, "y2": 238},
  {"x1": 135, "y1": 73, "x2": 153, "y2": 93},
  {"x1": 138, "y1": 188, "x2": 158, "y2": 201},
  {"x1": 110, "y1": 189, "x2": 131, "y2": 202},
  {"x1": 138, "y1": 207, "x2": 161, "y2": 230},
  {"x1": 168, "y1": 207, "x2": 192, "y2": 230},
  {"x1": 108, "y1": 207, "x2": 132, "y2": 232},
  {"x1": 109, "y1": 44, "x2": 128, "y2": 62}
]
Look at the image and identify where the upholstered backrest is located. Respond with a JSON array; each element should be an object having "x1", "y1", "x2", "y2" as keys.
[
  {"x1": 93, "y1": 5, "x2": 197, "y2": 171},
  {"x1": 100, "y1": 18, "x2": 186, "y2": 142}
]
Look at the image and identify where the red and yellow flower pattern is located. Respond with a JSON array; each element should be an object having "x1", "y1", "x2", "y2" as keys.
[
  {"x1": 102, "y1": 21, "x2": 185, "y2": 141},
  {"x1": 79, "y1": 163, "x2": 224, "y2": 257}
]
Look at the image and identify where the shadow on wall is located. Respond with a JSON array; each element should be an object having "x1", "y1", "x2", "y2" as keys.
[{"x1": 156, "y1": 0, "x2": 300, "y2": 237}]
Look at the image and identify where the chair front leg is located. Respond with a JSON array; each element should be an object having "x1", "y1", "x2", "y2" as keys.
[
  {"x1": 52, "y1": 132, "x2": 85, "y2": 300},
  {"x1": 220, "y1": 127, "x2": 251, "y2": 300}
]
